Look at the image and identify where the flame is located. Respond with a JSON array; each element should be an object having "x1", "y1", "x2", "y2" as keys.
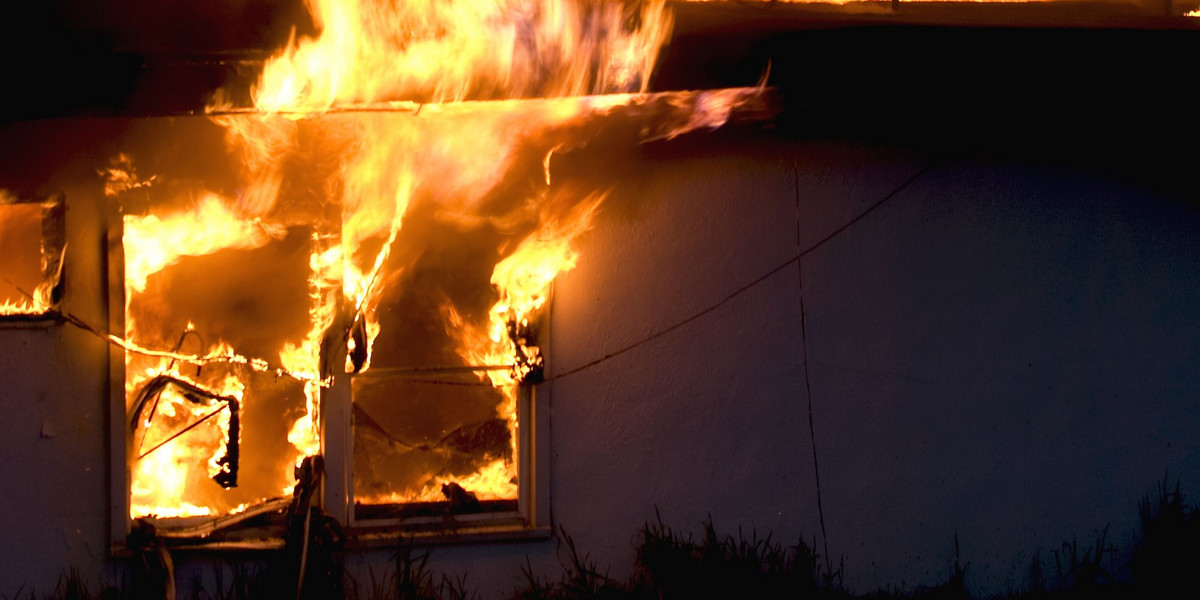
[
  {"x1": 280, "y1": 239, "x2": 344, "y2": 460},
  {"x1": 1, "y1": 191, "x2": 62, "y2": 317},
  {"x1": 251, "y1": 0, "x2": 672, "y2": 113},
  {"x1": 365, "y1": 458, "x2": 519, "y2": 505},
  {"x1": 680, "y1": 0, "x2": 1065, "y2": 4},
  {"x1": 123, "y1": 193, "x2": 285, "y2": 293},
  {"x1": 129, "y1": 372, "x2": 243, "y2": 518},
  {"x1": 116, "y1": 0, "x2": 773, "y2": 519},
  {"x1": 101, "y1": 154, "x2": 156, "y2": 198},
  {"x1": 121, "y1": 191, "x2": 311, "y2": 517}
]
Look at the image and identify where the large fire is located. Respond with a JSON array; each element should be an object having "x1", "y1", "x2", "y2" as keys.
[{"x1": 114, "y1": 0, "x2": 770, "y2": 521}]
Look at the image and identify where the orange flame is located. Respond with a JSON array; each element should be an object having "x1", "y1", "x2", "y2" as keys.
[
  {"x1": 118, "y1": 0, "x2": 773, "y2": 518},
  {"x1": 122, "y1": 192, "x2": 309, "y2": 517},
  {"x1": 251, "y1": 0, "x2": 672, "y2": 113},
  {"x1": 0, "y1": 193, "x2": 60, "y2": 317},
  {"x1": 129, "y1": 371, "x2": 244, "y2": 518},
  {"x1": 123, "y1": 194, "x2": 285, "y2": 294}
]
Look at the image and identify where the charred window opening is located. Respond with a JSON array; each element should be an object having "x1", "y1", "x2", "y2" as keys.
[
  {"x1": 103, "y1": 0, "x2": 774, "y2": 547},
  {"x1": 0, "y1": 193, "x2": 64, "y2": 319},
  {"x1": 120, "y1": 216, "x2": 320, "y2": 523},
  {"x1": 109, "y1": 107, "x2": 574, "y2": 540},
  {"x1": 111, "y1": 96, "x2": 770, "y2": 544}
]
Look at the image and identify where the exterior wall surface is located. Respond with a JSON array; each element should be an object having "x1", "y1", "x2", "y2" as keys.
[
  {"x1": 0, "y1": 119, "x2": 121, "y2": 593},
  {"x1": 3, "y1": 118, "x2": 1198, "y2": 597}
]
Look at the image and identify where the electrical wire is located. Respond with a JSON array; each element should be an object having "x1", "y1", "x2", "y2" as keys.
[
  {"x1": 545, "y1": 162, "x2": 934, "y2": 382},
  {"x1": 57, "y1": 310, "x2": 323, "y2": 386},
  {"x1": 57, "y1": 162, "x2": 931, "y2": 389},
  {"x1": 137, "y1": 404, "x2": 227, "y2": 460},
  {"x1": 328, "y1": 160, "x2": 934, "y2": 386},
  {"x1": 138, "y1": 329, "x2": 204, "y2": 455},
  {"x1": 795, "y1": 157, "x2": 831, "y2": 577}
]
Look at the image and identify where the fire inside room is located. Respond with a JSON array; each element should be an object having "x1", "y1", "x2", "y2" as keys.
[
  {"x1": 3, "y1": 0, "x2": 1200, "y2": 597},
  {"x1": 19, "y1": 0, "x2": 771, "y2": 536}
]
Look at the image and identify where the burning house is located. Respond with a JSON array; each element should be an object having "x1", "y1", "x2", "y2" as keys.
[{"x1": 2, "y1": 0, "x2": 1200, "y2": 597}]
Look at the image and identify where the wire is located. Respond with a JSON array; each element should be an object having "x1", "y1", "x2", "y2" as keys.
[
  {"x1": 343, "y1": 161, "x2": 933, "y2": 386},
  {"x1": 139, "y1": 329, "x2": 205, "y2": 454},
  {"x1": 137, "y1": 404, "x2": 227, "y2": 460},
  {"x1": 547, "y1": 162, "x2": 933, "y2": 382},
  {"x1": 58, "y1": 310, "x2": 322, "y2": 386},
  {"x1": 795, "y1": 157, "x2": 831, "y2": 576},
  {"x1": 58, "y1": 162, "x2": 930, "y2": 390}
]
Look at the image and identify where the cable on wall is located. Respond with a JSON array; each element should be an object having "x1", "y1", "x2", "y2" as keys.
[
  {"x1": 58, "y1": 163, "x2": 932, "y2": 388},
  {"x1": 546, "y1": 161, "x2": 933, "y2": 382},
  {"x1": 794, "y1": 157, "x2": 832, "y2": 576}
]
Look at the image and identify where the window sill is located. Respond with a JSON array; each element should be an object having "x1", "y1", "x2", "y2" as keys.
[
  {"x1": 118, "y1": 498, "x2": 551, "y2": 554},
  {"x1": 0, "y1": 311, "x2": 63, "y2": 328},
  {"x1": 346, "y1": 522, "x2": 553, "y2": 550}
]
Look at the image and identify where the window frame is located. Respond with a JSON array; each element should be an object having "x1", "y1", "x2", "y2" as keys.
[
  {"x1": 321, "y1": 361, "x2": 552, "y2": 546},
  {"x1": 0, "y1": 193, "x2": 65, "y2": 324},
  {"x1": 107, "y1": 202, "x2": 552, "y2": 552}
]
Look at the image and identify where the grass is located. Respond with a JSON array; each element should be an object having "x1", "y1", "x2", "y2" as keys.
[
  {"x1": 342, "y1": 539, "x2": 479, "y2": 600},
  {"x1": 0, "y1": 568, "x2": 121, "y2": 600},
  {"x1": 1130, "y1": 475, "x2": 1200, "y2": 595},
  {"x1": 195, "y1": 560, "x2": 268, "y2": 600},
  {"x1": 515, "y1": 526, "x2": 624, "y2": 600},
  {"x1": 13, "y1": 475, "x2": 1200, "y2": 599},
  {"x1": 633, "y1": 512, "x2": 821, "y2": 599}
]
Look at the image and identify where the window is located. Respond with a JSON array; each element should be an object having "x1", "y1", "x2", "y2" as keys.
[
  {"x1": 108, "y1": 111, "x2": 555, "y2": 548},
  {"x1": 0, "y1": 192, "x2": 64, "y2": 320},
  {"x1": 107, "y1": 79, "x2": 766, "y2": 549}
]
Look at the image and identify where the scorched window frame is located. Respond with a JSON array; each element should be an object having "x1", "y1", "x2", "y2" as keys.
[
  {"x1": 0, "y1": 193, "x2": 65, "y2": 325},
  {"x1": 107, "y1": 198, "x2": 552, "y2": 552},
  {"x1": 321, "y1": 354, "x2": 552, "y2": 545}
]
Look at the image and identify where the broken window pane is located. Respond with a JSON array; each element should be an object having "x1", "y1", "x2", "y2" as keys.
[
  {"x1": 113, "y1": 82, "x2": 767, "y2": 531},
  {"x1": 348, "y1": 219, "x2": 523, "y2": 514},
  {"x1": 352, "y1": 378, "x2": 516, "y2": 513},
  {"x1": 0, "y1": 193, "x2": 63, "y2": 317},
  {"x1": 124, "y1": 212, "x2": 318, "y2": 519}
]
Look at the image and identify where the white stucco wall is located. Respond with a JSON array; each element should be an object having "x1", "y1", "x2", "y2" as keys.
[
  {"x1": 0, "y1": 119, "x2": 121, "y2": 593},
  {"x1": 2, "y1": 120, "x2": 1199, "y2": 597},
  {"x1": 419, "y1": 132, "x2": 1200, "y2": 596}
]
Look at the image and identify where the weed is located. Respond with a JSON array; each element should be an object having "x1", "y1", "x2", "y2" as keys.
[
  {"x1": 558, "y1": 526, "x2": 619, "y2": 597},
  {"x1": 514, "y1": 556, "x2": 553, "y2": 600},
  {"x1": 344, "y1": 562, "x2": 393, "y2": 600},
  {"x1": 20, "y1": 475, "x2": 1200, "y2": 600},
  {"x1": 1052, "y1": 526, "x2": 1115, "y2": 590},
  {"x1": 0, "y1": 585, "x2": 31, "y2": 600},
  {"x1": 435, "y1": 572, "x2": 477, "y2": 600},
  {"x1": 1027, "y1": 549, "x2": 1046, "y2": 595},
  {"x1": 2, "y1": 569, "x2": 123, "y2": 600},
  {"x1": 912, "y1": 535, "x2": 967, "y2": 600},
  {"x1": 395, "y1": 539, "x2": 437, "y2": 600},
  {"x1": 197, "y1": 559, "x2": 266, "y2": 600},
  {"x1": 513, "y1": 525, "x2": 628, "y2": 599},
  {"x1": 1131, "y1": 474, "x2": 1200, "y2": 594},
  {"x1": 631, "y1": 512, "x2": 822, "y2": 599}
]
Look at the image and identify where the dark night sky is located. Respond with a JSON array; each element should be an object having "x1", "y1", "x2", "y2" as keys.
[
  {"x1": 0, "y1": 0, "x2": 312, "y2": 119},
  {"x1": 7, "y1": 0, "x2": 310, "y2": 54}
]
